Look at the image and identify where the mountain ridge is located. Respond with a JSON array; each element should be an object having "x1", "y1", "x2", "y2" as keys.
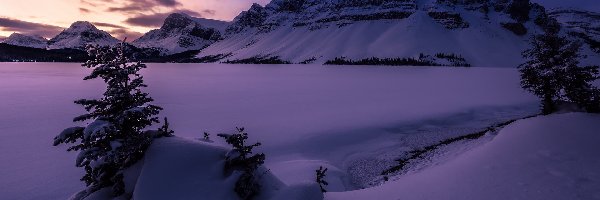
[
  {"x1": 195, "y1": 0, "x2": 600, "y2": 67},
  {"x1": 1, "y1": 33, "x2": 48, "y2": 49},
  {"x1": 1, "y1": 0, "x2": 599, "y2": 66},
  {"x1": 48, "y1": 21, "x2": 121, "y2": 50},
  {"x1": 132, "y1": 13, "x2": 230, "y2": 55}
]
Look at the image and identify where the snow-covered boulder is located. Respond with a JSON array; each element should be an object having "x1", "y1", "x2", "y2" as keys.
[{"x1": 2, "y1": 33, "x2": 48, "y2": 49}]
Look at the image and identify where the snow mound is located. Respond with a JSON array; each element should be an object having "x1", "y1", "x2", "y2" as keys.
[
  {"x1": 269, "y1": 182, "x2": 323, "y2": 200},
  {"x1": 80, "y1": 137, "x2": 292, "y2": 200},
  {"x1": 327, "y1": 113, "x2": 600, "y2": 200},
  {"x1": 133, "y1": 138, "x2": 241, "y2": 199}
]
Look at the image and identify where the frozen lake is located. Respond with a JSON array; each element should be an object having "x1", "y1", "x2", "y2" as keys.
[{"x1": 0, "y1": 63, "x2": 538, "y2": 199}]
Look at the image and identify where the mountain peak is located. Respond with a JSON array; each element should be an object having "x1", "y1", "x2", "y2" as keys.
[
  {"x1": 133, "y1": 13, "x2": 230, "y2": 55},
  {"x1": 2, "y1": 32, "x2": 48, "y2": 49},
  {"x1": 68, "y1": 21, "x2": 98, "y2": 31},
  {"x1": 48, "y1": 21, "x2": 119, "y2": 49},
  {"x1": 167, "y1": 12, "x2": 191, "y2": 19},
  {"x1": 161, "y1": 13, "x2": 196, "y2": 31},
  {"x1": 8, "y1": 32, "x2": 46, "y2": 40},
  {"x1": 250, "y1": 3, "x2": 264, "y2": 10}
]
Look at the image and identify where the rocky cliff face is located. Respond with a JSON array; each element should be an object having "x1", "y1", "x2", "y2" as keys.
[{"x1": 133, "y1": 13, "x2": 230, "y2": 55}]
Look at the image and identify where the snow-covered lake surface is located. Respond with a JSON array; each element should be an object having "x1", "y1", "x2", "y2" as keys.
[{"x1": 0, "y1": 63, "x2": 538, "y2": 199}]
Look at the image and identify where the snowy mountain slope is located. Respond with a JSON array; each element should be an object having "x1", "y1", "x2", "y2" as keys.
[
  {"x1": 328, "y1": 113, "x2": 600, "y2": 200},
  {"x1": 550, "y1": 9, "x2": 600, "y2": 53},
  {"x1": 133, "y1": 13, "x2": 230, "y2": 55},
  {"x1": 197, "y1": 0, "x2": 598, "y2": 67},
  {"x1": 48, "y1": 21, "x2": 119, "y2": 50},
  {"x1": 1, "y1": 33, "x2": 48, "y2": 49}
]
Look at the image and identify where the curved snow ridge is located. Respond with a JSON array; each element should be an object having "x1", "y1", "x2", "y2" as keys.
[{"x1": 327, "y1": 113, "x2": 600, "y2": 200}]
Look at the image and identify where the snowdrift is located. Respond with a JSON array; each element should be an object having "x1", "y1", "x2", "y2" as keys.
[
  {"x1": 75, "y1": 113, "x2": 600, "y2": 200},
  {"x1": 328, "y1": 113, "x2": 600, "y2": 200},
  {"x1": 77, "y1": 137, "x2": 323, "y2": 200}
]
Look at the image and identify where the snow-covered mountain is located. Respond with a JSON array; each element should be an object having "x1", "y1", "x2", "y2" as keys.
[
  {"x1": 132, "y1": 13, "x2": 230, "y2": 55},
  {"x1": 1, "y1": 33, "x2": 48, "y2": 49},
  {"x1": 197, "y1": 0, "x2": 598, "y2": 67},
  {"x1": 48, "y1": 21, "x2": 119, "y2": 50}
]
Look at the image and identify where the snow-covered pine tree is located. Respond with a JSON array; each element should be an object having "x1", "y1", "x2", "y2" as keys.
[
  {"x1": 218, "y1": 127, "x2": 266, "y2": 200},
  {"x1": 53, "y1": 42, "x2": 162, "y2": 196},
  {"x1": 519, "y1": 21, "x2": 600, "y2": 114}
]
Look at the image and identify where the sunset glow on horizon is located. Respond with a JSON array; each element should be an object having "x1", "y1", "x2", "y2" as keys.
[{"x1": 0, "y1": 0, "x2": 270, "y2": 40}]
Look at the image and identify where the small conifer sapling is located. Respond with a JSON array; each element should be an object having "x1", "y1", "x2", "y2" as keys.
[
  {"x1": 157, "y1": 117, "x2": 175, "y2": 138},
  {"x1": 316, "y1": 166, "x2": 329, "y2": 193},
  {"x1": 218, "y1": 127, "x2": 266, "y2": 200}
]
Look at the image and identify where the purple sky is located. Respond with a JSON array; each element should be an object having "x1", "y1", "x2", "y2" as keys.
[{"x1": 0, "y1": 0, "x2": 270, "y2": 39}]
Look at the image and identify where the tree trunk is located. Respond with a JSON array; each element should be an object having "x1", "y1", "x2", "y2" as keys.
[{"x1": 541, "y1": 93, "x2": 555, "y2": 115}]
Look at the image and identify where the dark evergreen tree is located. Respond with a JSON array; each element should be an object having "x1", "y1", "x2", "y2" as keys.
[
  {"x1": 53, "y1": 42, "x2": 162, "y2": 196},
  {"x1": 157, "y1": 117, "x2": 175, "y2": 138},
  {"x1": 316, "y1": 166, "x2": 329, "y2": 193},
  {"x1": 519, "y1": 24, "x2": 600, "y2": 114},
  {"x1": 564, "y1": 65, "x2": 600, "y2": 113},
  {"x1": 218, "y1": 127, "x2": 266, "y2": 200},
  {"x1": 203, "y1": 132, "x2": 211, "y2": 141},
  {"x1": 507, "y1": 0, "x2": 531, "y2": 22}
]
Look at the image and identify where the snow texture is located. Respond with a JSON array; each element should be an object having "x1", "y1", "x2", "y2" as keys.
[
  {"x1": 0, "y1": 63, "x2": 540, "y2": 200},
  {"x1": 328, "y1": 113, "x2": 600, "y2": 200}
]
